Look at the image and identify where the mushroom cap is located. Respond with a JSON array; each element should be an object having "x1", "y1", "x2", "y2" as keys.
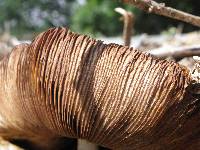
[{"x1": 0, "y1": 27, "x2": 198, "y2": 149}]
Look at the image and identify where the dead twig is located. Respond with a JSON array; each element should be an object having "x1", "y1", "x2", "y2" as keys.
[
  {"x1": 115, "y1": 7, "x2": 134, "y2": 46},
  {"x1": 122, "y1": 0, "x2": 200, "y2": 27},
  {"x1": 149, "y1": 44, "x2": 200, "y2": 59}
]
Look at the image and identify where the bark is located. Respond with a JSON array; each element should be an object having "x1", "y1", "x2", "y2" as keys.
[{"x1": 0, "y1": 27, "x2": 199, "y2": 149}]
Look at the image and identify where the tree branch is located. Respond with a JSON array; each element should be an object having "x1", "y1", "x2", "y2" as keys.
[
  {"x1": 149, "y1": 44, "x2": 200, "y2": 59},
  {"x1": 122, "y1": 0, "x2": 200, "y2": 27}
]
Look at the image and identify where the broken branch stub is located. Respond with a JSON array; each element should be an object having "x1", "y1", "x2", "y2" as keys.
[{"x1": 115, "y1": 7, "x2": 134, "y2": 46}]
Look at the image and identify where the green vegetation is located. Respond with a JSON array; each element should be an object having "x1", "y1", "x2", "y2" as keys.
[
  {"x1": 0, "y1": 0, "x2": 199, "y2": 38},
  {"x1": 0, "y1": 0, "x2": 76, "y2": 37},
  {"x1": 70, "y1": 0, "x2": 137, "y2": 36}
]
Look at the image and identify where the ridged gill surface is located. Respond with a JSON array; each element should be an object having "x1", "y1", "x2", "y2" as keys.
[{"x1": 0, "y1": 27, "x2": 199, "y2": 150}]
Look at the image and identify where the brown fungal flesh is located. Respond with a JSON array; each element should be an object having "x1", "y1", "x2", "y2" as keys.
[{"x1": 0, "y1": 27, "x2": 199, "y2": 149}]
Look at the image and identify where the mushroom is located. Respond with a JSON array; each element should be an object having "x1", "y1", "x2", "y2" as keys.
[{"x1": 0, "y1": 27, "x2": 199, "y2": 150}]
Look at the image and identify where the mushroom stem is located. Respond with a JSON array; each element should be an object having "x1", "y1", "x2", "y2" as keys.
[{"x1": 78, "y1": 139, "x2": 98, "y2": 150}]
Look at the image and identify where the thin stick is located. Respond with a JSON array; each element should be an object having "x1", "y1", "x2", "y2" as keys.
[
  {"x1": 122, "y1": 0, "x2": 200, "y2": 27},
  {"x1": 149, "y1": 44, "x2": 200, "y2": 59},
  {"x1": 115, "y1": 7, "x2": 134, "y2": 46}
]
